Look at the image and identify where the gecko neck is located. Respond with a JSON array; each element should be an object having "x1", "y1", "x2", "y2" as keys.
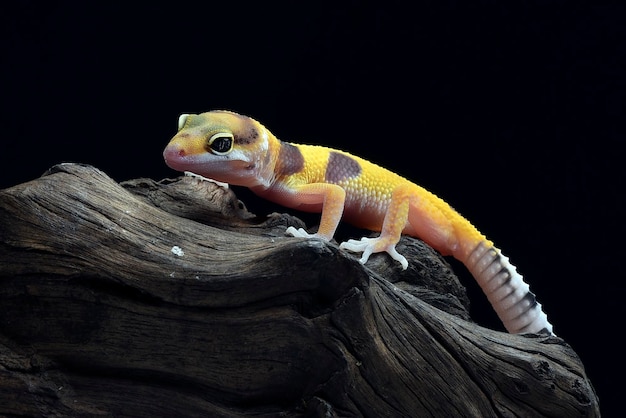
[
  {"x1": 243, "y1": 127, "x2": 283, "y2": 190},
  {"x1": 249, "y1": 136, "x2": 305, "y2": 198}
]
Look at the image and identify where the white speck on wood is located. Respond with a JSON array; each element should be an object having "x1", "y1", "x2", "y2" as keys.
[{"x1": 171, "y1": 246, "x2": 184, "y2": 257}]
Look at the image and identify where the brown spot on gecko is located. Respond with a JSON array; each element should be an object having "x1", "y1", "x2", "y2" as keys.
[
  {"x1": 325, "y1": 152, "x2": 362, "y2": 183},
  {"x1": 233, "y1": 116, "x2": 259, "y2": 145},
  {"x1": 276, "y1": 142, "x2": 304, "y2": 176}
]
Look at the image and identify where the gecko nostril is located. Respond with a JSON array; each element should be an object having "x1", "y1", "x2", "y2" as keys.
[{"x1": 163, "y1": 145, "x2": 187, "y2": 164}]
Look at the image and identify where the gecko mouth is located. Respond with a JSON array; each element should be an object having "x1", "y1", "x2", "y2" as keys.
[{"x1": 163, "y1": 145, "x2": 200, "y2": 171}]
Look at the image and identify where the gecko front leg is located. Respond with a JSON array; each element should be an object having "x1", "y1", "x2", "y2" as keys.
[{"x1": 284, "y1": 182, "x2": 346, "y2": 241}]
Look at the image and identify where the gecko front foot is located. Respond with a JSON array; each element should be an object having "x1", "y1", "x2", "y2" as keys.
[
  {"x1": 285, "y1": 226, "x2": 330, "y2": 241},
  {"x1": 339, "y1": 237, "x2": 408, "y2": 270}
]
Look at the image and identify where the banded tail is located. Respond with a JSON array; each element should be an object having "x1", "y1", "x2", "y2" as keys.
[{"x1": 465, "y1": 242, "x2": 554, "y2": 335}]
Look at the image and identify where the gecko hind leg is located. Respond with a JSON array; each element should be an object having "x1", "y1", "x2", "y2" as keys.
[{"x1": 340, "y1": 183, "x2": 413, "y2": 270}]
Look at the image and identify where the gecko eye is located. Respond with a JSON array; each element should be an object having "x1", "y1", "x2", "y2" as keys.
[
  {"x1": 177, "y1": 114, "x2": 190, "y2": 131},
  {"x1": 207, "y1": 132, "x2": 234, "y2": 155}
]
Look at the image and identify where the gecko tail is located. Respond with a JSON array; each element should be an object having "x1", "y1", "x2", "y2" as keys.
[{"x1": 465, "y1": 242, "x2": 554, "y2": 335}]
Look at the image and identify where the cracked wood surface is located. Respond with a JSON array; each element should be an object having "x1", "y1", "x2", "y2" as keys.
[{"x1": 0, "y1": 164, "x2": 599, "y2": 417}]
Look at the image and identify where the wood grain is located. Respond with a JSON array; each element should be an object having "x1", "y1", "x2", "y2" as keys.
[{"x1": 0, "y1": 164, "x2": 599, "y2": 416}]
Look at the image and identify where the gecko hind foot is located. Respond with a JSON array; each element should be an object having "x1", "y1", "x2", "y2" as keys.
[{"x1": 340, "y1": 237, "x2": 408, "y2": 270}]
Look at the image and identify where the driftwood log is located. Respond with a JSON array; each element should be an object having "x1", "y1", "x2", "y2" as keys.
[{"x1": 0, "y1": 163, "x2": 599, "y2": 417}]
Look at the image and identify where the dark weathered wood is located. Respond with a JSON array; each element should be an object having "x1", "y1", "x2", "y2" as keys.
[{"x1": 0, "y1": 163, "x2": 599, "y2": 417}]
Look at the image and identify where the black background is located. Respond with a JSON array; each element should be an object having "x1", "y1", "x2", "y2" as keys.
[{"x1": 2, "y1": 1, "x2": 623, "y2": 414}]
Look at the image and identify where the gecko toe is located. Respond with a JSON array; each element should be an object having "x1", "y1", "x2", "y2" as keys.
[
  {"x1": 286, "y1": 226, "x2": 311, "y2": 238},
  {"x1": 386, "y1": 246, "x2": 408, "y2": 270}
]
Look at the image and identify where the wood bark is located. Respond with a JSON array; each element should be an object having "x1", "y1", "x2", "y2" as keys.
[{"x1": 0, "y1": 163, "x2": 599, "y2": 417}]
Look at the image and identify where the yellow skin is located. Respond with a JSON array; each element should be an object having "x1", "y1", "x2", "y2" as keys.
[{"x1": 163, "y1": 110, "x2": 554, "y2": 335}]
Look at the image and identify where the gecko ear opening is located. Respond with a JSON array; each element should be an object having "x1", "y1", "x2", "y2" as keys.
[{"x1": 178, "y1": 114, "x2": 190, "y2": 131}]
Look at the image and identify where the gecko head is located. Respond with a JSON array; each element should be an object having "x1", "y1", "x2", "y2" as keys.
[{"x1": 163, "y1": 110, "x2": 274, "y2": 187}]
